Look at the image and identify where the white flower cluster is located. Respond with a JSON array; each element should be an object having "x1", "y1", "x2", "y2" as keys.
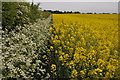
[{"x1": 2, "y1": 16, "x2": 51, "y2": 79}]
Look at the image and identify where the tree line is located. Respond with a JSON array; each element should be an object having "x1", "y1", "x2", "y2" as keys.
[{"x1": 44, "y1": 10, "x2": 118, "y2": 14}]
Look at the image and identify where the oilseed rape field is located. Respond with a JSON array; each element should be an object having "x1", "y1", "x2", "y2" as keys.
[
  {"x1": 49, "y1": 14, "x2": 119, "y2": 78},
  {"x1": 3, "y1": 2, "x2": 120, "y2": 79}
]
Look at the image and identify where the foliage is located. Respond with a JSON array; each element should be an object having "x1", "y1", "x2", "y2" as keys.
[
  {"x1": 2, "y1": 16, "x2": 51, "y2": 79},
  {"x1": 2, "y1": 2, "x2": 51, "y2": 31},
  {"x1": 50, "y1": 14, "x2": 119, "y2": 78}
]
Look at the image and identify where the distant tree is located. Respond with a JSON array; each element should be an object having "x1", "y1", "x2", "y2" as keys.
[
  {"x1": 86, "y1": 12, "x2": 93, "y2": 14},
  {"x1": 74, "y1": 11, "x2": 80, "y2": 14}
]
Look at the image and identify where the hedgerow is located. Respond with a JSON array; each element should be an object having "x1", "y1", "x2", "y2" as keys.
[
  {"x1": 2, "y1": 2, "x2": 51, "y2": 31},
  {"x1": 2, "y1": 16, "x2": 51, "y2": 79},
  {"x1": 2, "y1": 2, "x2": 51, "y2": 79}
]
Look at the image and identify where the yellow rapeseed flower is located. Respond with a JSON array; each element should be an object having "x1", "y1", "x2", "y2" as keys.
[
  {"x1": 50, "y1": 46, "x2": 53, "y2": 50},
  {"x1": 71, "y1": 69, "x2": 78, "y2": 78},
  {"x1": 51, "y1": 64, "x2": 56, "y2": 71},
  {"x1": 49, "y1": 27, "x2": 53, "y2": 31}
]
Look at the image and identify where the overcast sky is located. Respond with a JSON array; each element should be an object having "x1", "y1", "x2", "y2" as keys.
[
  {"x1": 25, "y1": 0, "x2": 119, "y2": 13},
  {"x1": 25, "y1": 0, "x2": 119, "y2": 2}
]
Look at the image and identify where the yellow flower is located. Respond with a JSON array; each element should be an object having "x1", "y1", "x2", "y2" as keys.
[
  {"x1": 52, "y1": 14, "x2": 118, "y2": 78},
  {"x1": 59, "y1": 56, "x2": 63, "y2": 61},
  {"x1": 51, "y1": 64, "x2": 56, "y2": 71},
  {"x1": 61, "y1": 52, "x2": 65, "y2": 55},
  {"x1": 58, "y1": 46, "x2": 62, "y2": 50},
  {"x1": 50, "y1": 46, "x2": 53, "y2": 50},
  {"x1": 71, "y1": 36, "x2": 75, "y2": 41},
  {"x1": 47, "y1": 49, "x2": 50, "y2": 52},
  {"x1": 67, "y1": 41, "x2": 70, "y2": 45},
  {"x1": 95, "y1": 68, "x2": 102, "y2": 72},
  {"x1": 64, "y1": 54, "x2": 69, "y2": 58},
  {"x1": 49, "y1": 27, "x2": 53, "y2": 31},
  {"x1": 69, "y1": 61, "x2": 74, "y2": 65},
  {"x1": 71, "y1": 69, "x2": 78, "y2": 77},
  {"x1": 68, "y1": 34, "x2": 71, "y2": 37},
  {"x1": 53, "y1": 40, "x2": 60, "y2": 45},
  {"x1": 69, "y1": 48, "x2": 74, "y2": 53},
  {"x1": 80, "y1": 70, "x2": 85, "y2": 78},
  {"x1": 55, "y1": 35, "x2": 59, "y2": 39},
  {"x1": 55, "y1": 50, "x2": 58, "y2": 53},
  {"x1": 74, "y1": 53, "x2": 80, "y2": 63}
]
